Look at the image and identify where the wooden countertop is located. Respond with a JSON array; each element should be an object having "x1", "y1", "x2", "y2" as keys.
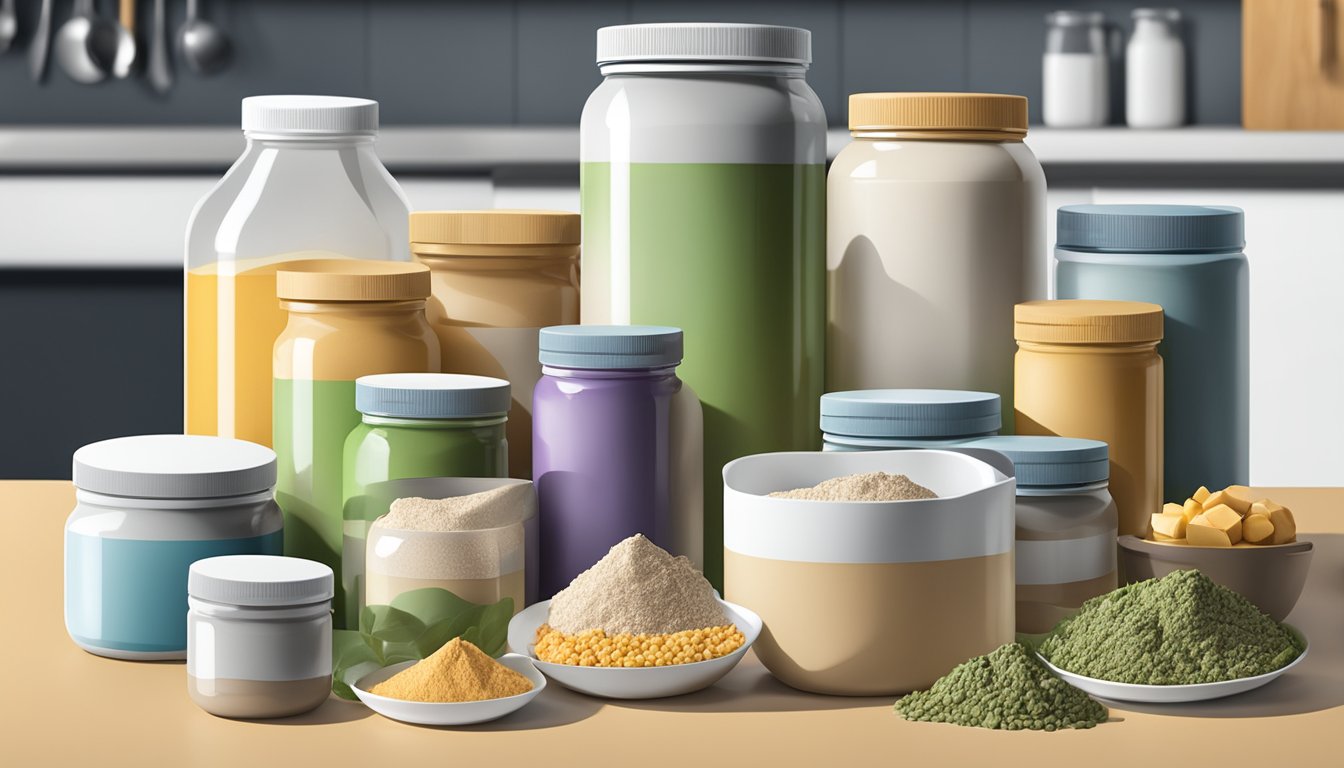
[{"x1": 5, "y1": 482, "x2": 1340, "y2": 766}]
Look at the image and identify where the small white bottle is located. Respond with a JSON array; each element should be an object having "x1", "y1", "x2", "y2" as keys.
[
  {"x1": 1126, "y1": 8, "x2": 1185, "y2": 128},
  {"x1": 1043, "y1": 11, "x2": 1109, "y2": 128}
]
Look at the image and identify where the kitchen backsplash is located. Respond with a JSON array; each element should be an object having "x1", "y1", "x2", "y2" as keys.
[{"x1": 0, "y1": 0, "x2": 1241, "y2": 126}]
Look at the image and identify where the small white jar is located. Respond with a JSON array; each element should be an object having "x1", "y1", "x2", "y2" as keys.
[
  {"x1": 1125, "y1": 8, "x2": 1185, "y2": 128},
  {"x1": 188, "y1": 555, "x2": 334, "y2": 719},
  {"x1": 1043, "y1": 10, "x2": 1109, "y2": 127}
]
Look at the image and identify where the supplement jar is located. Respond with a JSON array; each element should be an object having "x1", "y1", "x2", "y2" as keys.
[
  {"x1": 186, "y1": 95, "x2": 411, "y2": 448},
  {"x1": 343, "y1": 373, "x2": 511, "y2": 619},
  {"x1": 580, "y1": 23, "x2": 826, "y2": 587},
  {"x1": 188, "y1": 555, "x2": 333, "y2": 719},
  {"x1": 1043, "y1": 11, "x2": 1109, "y2": 127},
  {"x1": 965, "y1": 435, "x2": 1117, "y2": 634},
  {"x1": 534, "y1": 325, "x2": 703, "y2": 598},
  {"x1": 65, "y1": 435, "x2": 282, "y2": 660},
  {"x1": 827, "y1": 93, "x2": 1046, "y2": 430},
  {"x1": 273, "y1": 260, "x2": 439, "y2": 628},
  {"x1": 724, "y1": 449, "x2": 1016, "y2": 695},
  {"x1": 1055, "y1": 204, "x2": 1247, "y2": 500},
  {"x1": 1014, "y1": 300, "x2": 1164, "y2": 539},
  {"x1": 410, "y1": 210, "x2": 581, "y2": 481},
  {"x1": 821, "y1": 389, "x2": 1001, "y2": 451}
]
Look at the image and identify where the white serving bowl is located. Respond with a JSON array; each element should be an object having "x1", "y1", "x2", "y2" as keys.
[
  {"x1": 352, "y1": 653, "x2": 546, "y2": 725},
  {"x1": 507, "y1": 599, "x2": 762, "y2": 699},
  {"x1": 1037, "y1": 626, "x2": 1309, "y2": 704}
]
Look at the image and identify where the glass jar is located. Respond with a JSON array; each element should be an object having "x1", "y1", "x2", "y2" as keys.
[
  {"x1": 828, "y1": 93, "x2": 1046, "y2": 431},
  {"x1": 273, "y1": 260, "x2": 439, "y2": 628},
  {"x1": 186, "y1": 95, "x2": 411, "y2": 448},
  {"x1": 821, "y1": 389, "x2": 1001, "y2": 452},
  {"x1": 534, "y1": 325, "x2": 703, "y2": 598},
  {"x1": 342, "y1": 373, "x2": 511, "y2": 619},
  {"x1": 188, "y1": 555, "x2": 333, "y2": 719},
  {"x1": 65, "y1": 435, "x2": 282, "y2": 660},
  {"x1": 1055, "y1": 204, "x2": 1247, "y2": 502},
  {"x1": 409, "y1": 210, "x2": 581, "y2": 482},
  {"x1": 580, "y1": 23, "x2": 826, "y2": 588},
  {"x1": 1043, "y1": 11, "x2": 1109, "y2": 127},
  {"x1": 965, "y1": 435, "x2": 1118, "y2": 634},
  {"x1": 1014, "y1": 300, "x2": 1164, "y2": 539}
]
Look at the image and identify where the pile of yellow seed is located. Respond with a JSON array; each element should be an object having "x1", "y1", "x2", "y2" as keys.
[{"x1": 534, "y1": 623, "x2": 746, "y2": 667}]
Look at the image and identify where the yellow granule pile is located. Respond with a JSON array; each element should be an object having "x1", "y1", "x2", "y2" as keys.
[
  {"x1": 534, "y1": 623, "x2": 746, "y2": 667},
  {"x1": 369, "y1": 637, "x2": 532, "y2": 703}
]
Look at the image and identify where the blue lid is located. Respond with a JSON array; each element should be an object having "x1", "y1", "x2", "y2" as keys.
[
  {"x1": 539, "y1": 325, "x2": 683, "y2": 369},
  {"x1": 820, "y1": 389, "x2": 1001, "y2": 439},
  {"x1": 963, "y1": 435, "x2": 1109, "y2": 487},
  {"x1": 355, "y1": 373, "x2": 511, "y2": 419},
  {"x1": 1057, "y1": 204, "x2": 1244, "y2": 253}
]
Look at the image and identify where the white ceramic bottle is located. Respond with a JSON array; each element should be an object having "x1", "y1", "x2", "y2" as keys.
[
  {"x1": 1126, "y1": 9, "x2": 1185, "y2": 128},
  {"x1": 1043, "y1": 11, "x2": 1109, "y2": 127}
]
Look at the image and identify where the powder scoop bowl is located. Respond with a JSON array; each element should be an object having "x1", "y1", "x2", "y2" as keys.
[
  {"x1": 352, "y1": 654, "x2": 545, "y2": 726},
  {"x1": 508, "y1": 599, "x2": 762, "y2": 699}
]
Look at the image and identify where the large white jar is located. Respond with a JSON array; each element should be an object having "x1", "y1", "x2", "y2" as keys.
[{"x1": 827, "y1": 93, "x2": 1045, "y2": 431}]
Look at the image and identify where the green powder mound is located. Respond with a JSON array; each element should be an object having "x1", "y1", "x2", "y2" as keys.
[
  {"x1": 894, "y1": 643, "x2": 1107, "y2": 731},
  {"x1": 1039, "y1": 569, "x2": 1303, "y2": 685}
]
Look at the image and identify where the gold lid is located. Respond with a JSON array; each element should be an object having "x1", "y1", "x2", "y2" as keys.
[
  {"x1": 275, "y1": 259, "x2": 430, "y2": 302},
  {"x1": 409, "y1": 210, "x2": 581, "y2": 246},
  {"x1": 848, "y1": 93, "x2": 1028, "y2": 140},
  {"x1": 1015, "y1": 300, "x2": 1164, "y2": 344}
]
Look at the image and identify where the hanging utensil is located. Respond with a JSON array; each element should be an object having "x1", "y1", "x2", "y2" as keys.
[
  {"x1": 113, "y1": 0, "x2": 137, "y2": 78},
  {"x1": 0, "y1": 0, "x2": 17, "y2": 54},
  {"x1": 148, "y1": 0, "x2": 172, "y2": 93},
  {"x1": 179, "y1": 0, "x2": 230, "y2": 75},
  {"x1": 29, "y1": 0, "x2": 54, "y2": 81},
  {"x1": 55, "y1": 0, "x2": 119, "y2": 84}
]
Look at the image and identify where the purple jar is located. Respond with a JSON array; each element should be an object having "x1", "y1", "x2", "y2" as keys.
[{"x1": 534, "y1": 325, "x2": 685, "y2": 598}]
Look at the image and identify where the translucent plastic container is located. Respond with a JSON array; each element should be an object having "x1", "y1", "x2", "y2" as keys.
[{"x1": 186, "y1": 95, "x2": 411, "y2": 449}]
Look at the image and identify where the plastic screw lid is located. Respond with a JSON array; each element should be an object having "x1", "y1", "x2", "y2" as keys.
[
  {"x1": 275, "y1": 259, "x2": 430, "y2": 302},
  {"x1": 963, "y1": 435, "x2": 1109, "y2": 488},
  {"x1": 849, "y1": 93, "x2": 1028, "y2": 138},
  {"x1": 409, "y1": 210, "x2": 581, "y2": 246},
  {"x1": 241, "y1": 95, "x2": 379, "y2": 135},
  {"x1": 1015, "y1": 300, "x2": 1164, "y2": 344},
  {"x1": 72, "y1": 434, "x2": 276, "y2": 499},
  {"x1": 539, "y1": 325, "x2": 683, "y2": 369},
  {"x1": 356, "y1": 373, "x2": 512, "y2": 420},
  {"x1": 820, "y1": 389, "x2": 1002, "y2": 439},
  {"x1": 189, "y1": 555, "x2": 334, "y2": 607},
  {"x1": 596, "y1": 23, "x2": 811, "y2": 65},
  {"x1": 1057, "y1": 204, "x2": 1244, "y2": 253}
]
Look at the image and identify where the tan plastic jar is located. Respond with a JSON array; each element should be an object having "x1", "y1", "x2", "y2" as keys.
[
  {"x1": 272, "y1": 260, "x2": 439, "y2": 628},
  {"x1": 827, "y1": 93, "x2": 1046, "y2": 429},
  {"x1": 1013, "y1": 300, "x2": 1164, "y2": 539},
  {"x1": 410, "y1": 211, "x2": 580, "y2": 481}
]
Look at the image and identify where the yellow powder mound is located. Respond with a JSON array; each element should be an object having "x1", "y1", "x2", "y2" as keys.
[{"x1": 369, "y1": 637, "x2": 533, "y2": 703}]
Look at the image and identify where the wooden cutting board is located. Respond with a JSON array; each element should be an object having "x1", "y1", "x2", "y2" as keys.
[{"x1": 1244, "y1": 0, "x2": 1344, "y2": 129}]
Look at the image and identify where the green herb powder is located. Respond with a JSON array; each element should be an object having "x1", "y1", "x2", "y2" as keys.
[
  {"x1": 894, "y1": 643, "x2": 1107, "y2": 731},
  {"x1": 1038, "y1": 569, "x2": 1302, "y2": 685}
]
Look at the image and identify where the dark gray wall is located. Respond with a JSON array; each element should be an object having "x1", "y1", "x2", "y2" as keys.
[{"x1": 0, "y1": 0, "x2": 1241, "y2": 126}]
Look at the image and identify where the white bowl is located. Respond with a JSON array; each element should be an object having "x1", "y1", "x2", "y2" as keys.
[
  {"x1": 352, "y1": 653, "x2": 546, "y2": 725},
  {"x1": 1037, "y1": 626, "x2": 1308, "y2": 704},
  {"x1": 507, "y1": 599, "x2": 762, "y2": 699}
]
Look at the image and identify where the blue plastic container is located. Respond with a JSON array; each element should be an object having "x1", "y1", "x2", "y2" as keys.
[
  {"x1": 820, "y1": 389, "x2": 1001, "y2": 451},
  {"x1": 1054, "y1": 204, "x2": 1248, "y2": 500}
]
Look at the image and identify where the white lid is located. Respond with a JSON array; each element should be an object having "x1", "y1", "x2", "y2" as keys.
[
  {"x1": 190, "y1": 555, "x2": 334, "y2": 606},
  {"x1": 72, "y1": 434, "x2": 276, "y2": 499},
  {"x1": 596, "y1": 23, "x2": 811, "y2": 65},
  {"x1": 241, "y1": 95, "x2": 379, "y2": 135}
]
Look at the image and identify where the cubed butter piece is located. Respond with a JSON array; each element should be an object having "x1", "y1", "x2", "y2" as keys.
[
  {"x1": 1243, "y1": 513, "x2": 1275, "y2": 545},
  {"x1": 1251, "y1": 500, "x2": 1297, "y2": 544},
  {"x1": 1187, "y1": 504, "x2": 1242, "y2": 546},
  {"x1": 1182, "y1": 499, "x2": 1202, "y2": 522},
  {"x1": 1221, "y1": 485, "x2": 1255, "y2": 515},
  {"x1": 1163, "y1": 502, "x2": 1186, "y2": 517},
  {"x1": 1151, "y1": 512, "x2": 1187, "y2": 540},
  {"x1": 1202, "y1": 489, "x2": 1251, "y2": 515},
  {"x1": 1153, "y1": 530, "x2": 1178, "y2": 542},
  {"x1": 1192, "y1": 486, "x2": 1211, "y2": 503}
]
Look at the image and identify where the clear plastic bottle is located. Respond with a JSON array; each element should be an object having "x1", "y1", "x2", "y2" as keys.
[{"x1": 185, "y1": 95, "x2": 411, "y2": 448}]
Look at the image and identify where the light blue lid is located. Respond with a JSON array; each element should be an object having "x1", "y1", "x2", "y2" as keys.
[
  {"x1": 539, "y1": 325, "x2": 683, "y2": 369},
  {"x1": 962, "y1": 435, "x2": 1109, "y2": 488},
  {"x1": 1057, "y1": 204, "x2": 1245, "y2": 253},
  {"x1": 355, "y1": 373, "x2": 511, "y2": 419},
  {"x1": 820, "y1": 389, "x2": 1001, "y2": 439}
]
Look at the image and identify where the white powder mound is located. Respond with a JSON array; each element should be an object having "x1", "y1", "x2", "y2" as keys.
[
  {"x1": 376, "y1": 484, "x2": 531, "y2": 532},
  {"x1": 546, "y1": 534, "x2": 727, "y2": 636},
  {"x1": 768, "y1": 471, "x2": 937, "y2": 502}
]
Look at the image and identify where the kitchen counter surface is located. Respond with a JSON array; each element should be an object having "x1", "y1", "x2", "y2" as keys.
[{"x1": 5, "y1": 481, "x2": 1341, "y2": 767}]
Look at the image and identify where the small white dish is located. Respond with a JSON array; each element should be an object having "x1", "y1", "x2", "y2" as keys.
[
  {"x1": 352, "y1": 653, "x2": 546, "y2": 726},
  {"x1": 1037, "y1": 626, "x2": 1308, "y2": 704},
  {"x1": 508, "y1": 599, "x2": 762, "y2": 700}
]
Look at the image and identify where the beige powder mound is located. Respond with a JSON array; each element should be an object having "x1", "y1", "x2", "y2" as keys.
[
  {"x1": 379, "y1": 484, "x2": 531, "y2": 532},
  {"x1": 769, "y1": 471, "x2": 937, "y2": 502},
  {"x1": 547, "y1": 534, "x2": 726, "y2": 636}
]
